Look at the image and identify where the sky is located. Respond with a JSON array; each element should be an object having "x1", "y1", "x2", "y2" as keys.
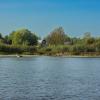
[{"x1": 0, "y1": 0, "x2": 100, "y2": 37}]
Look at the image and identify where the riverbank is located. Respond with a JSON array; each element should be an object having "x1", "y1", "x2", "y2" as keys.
[
  {"x1": 0, "y1": 54, "x2": 100, "y2": 58},
  {"x1": 0, "y1": 55, "x2": 39, "y2": 58}
]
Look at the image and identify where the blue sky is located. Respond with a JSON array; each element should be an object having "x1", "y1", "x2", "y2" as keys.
[{"x1": 0, "y1": 0, "x2": 100, "y2": 37}]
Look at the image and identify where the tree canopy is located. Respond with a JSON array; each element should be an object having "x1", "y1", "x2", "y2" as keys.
[
  {"x1": 0, "y1": 27, "x2": 100, "y2": 55},
  {"x1": 46, "y1": 27, "x2": 66, "y2": 45},
  {"x1": 10, "y1": 29, "x2": 38, "y2": 46}
]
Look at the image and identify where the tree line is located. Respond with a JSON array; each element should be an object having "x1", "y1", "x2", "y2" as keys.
[{"x1": 0, "y1": 27, "x2": 100, "y2": 56}]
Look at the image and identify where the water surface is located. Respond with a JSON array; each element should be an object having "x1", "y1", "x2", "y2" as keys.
[{"x1": 0, "y1": 56, "x2": 100, "y2": 100}]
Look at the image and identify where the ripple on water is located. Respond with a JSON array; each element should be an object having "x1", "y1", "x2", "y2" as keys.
[{"x1": 0, "y1": 57, "x2": 100, "y2": 100}]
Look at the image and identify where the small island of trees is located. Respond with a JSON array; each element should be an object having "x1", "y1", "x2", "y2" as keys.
[{"x1": 0, "y1": 27, "x2": 100, "y2": 56}]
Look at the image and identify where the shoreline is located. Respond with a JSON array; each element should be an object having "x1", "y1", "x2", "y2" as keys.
[
  {"x1": 0, "y1": 55, "x2": 39, "y2": 58},
  {"x1": 0, "y1": 54, "x2": 100, "y2": 58}
]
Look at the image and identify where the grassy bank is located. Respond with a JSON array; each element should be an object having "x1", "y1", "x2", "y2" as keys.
[{"x1": 0, "y1": 44, "x2": 100, "y2": 57}]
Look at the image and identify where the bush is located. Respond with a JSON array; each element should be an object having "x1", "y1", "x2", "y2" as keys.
[{"x1": 0, "y1": 44, "x2": 37, "y2": 54}]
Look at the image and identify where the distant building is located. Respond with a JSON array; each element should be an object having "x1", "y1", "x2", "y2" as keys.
[
  {"x1": 38, "y1": 40, "x2": 42, "y2": 44},
  {"x1": 38, "y1": 39, "x2": 47, "y2": 47},
  {"x1": 41, "y1": 39, "x2": 47, "y2": 47},
  {"x1": 64, "y1": 41, "x2": 72, "y2": 45}
]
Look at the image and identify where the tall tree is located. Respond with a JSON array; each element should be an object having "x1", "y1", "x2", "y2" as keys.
[
  {"x1": 46, "y1": 27, "x2": 66, "y2": 45},
  {"x1": 11, "y1": 29, "x2": 38, "y2": 46},
  {"x1": 0, "y1": 33, "x2": 2, "y2": 39},
  {"x1": 83, "y1": 32, "x2": 95, "y2": 45}
]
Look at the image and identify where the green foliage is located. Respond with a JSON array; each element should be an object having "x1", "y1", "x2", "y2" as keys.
[
  {"x1": 70, "y1": 44, "x2": 85, "y2": 53},
  {"x1": 64, "y1": 35, "x2": 71, "y2": 42},
  {"x1": 84, "y1": 32, "x2": 91, "y2": 39},
  {"x1": 11, "y1": 29, "x2": 38, "y2": 46},
  {"x1": 0, "y1": 28, "x2": 100, "y2": 56},
  {"x1": 0, "y1": 33, "x2": 4, "y2": 44},
  {"x1": 83, "y1": 32, "x2": 95, "y2": 45},
  {"x1": 4, "y1": 35, "x2": 12, "y2": 44},
  {"x1": 0, "y1": 44, "x2": 37, "y2": 54},
  {"x1": 87, "y1": 38, "x2": 95, "y2": 44},
  {"x1": 95, "y1": 40, "x2": 100, "y2": 52},
  {"x1": 0, "y1": 33, "x2": 2, "y2": 39},
  {"x1": 46, "y1": 27, "x2": 66, "y2": 45}
]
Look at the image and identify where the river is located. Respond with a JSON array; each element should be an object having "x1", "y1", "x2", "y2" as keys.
[{"x1": 0, "y1": 56, "x2": 100, "y2": 100}]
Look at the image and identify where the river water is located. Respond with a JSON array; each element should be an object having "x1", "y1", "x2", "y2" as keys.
[{"x1": 0, "y1": 56, "x2": 100, "y2": 100}]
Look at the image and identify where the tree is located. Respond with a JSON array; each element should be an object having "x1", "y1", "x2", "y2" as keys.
[
  {"x1": 0, "y1": 33, "x2": 2, "y2": 39},
  {"x1": 12, "y1": 29, "x2": 38, "y2": 46},
  {"x1": 4, "y1": 35, "x2": 12, "y2": 44},
  {"x1": 83, "y1": 32, "x2": 95, "y2": 45},
  {"x1": 84, "y1": 32, "x2": 92, "y2": 39},
  {"x1": 64, "y1": 34, "x2": 71, "y2": 42},
  {"x1": 0, "y1": 33, "x2": 4, "y2": 44},
  {"x1": 95, "y1": 38, "x2": 100, "y2": 52},
  {"x1": 46, "y1": 27, "x2": 66, "y2": 45}
]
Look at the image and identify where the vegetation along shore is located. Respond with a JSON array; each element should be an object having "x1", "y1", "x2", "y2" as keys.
[{"x1": 0, "y1": 27, "x2": 100, "y2": 56}]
